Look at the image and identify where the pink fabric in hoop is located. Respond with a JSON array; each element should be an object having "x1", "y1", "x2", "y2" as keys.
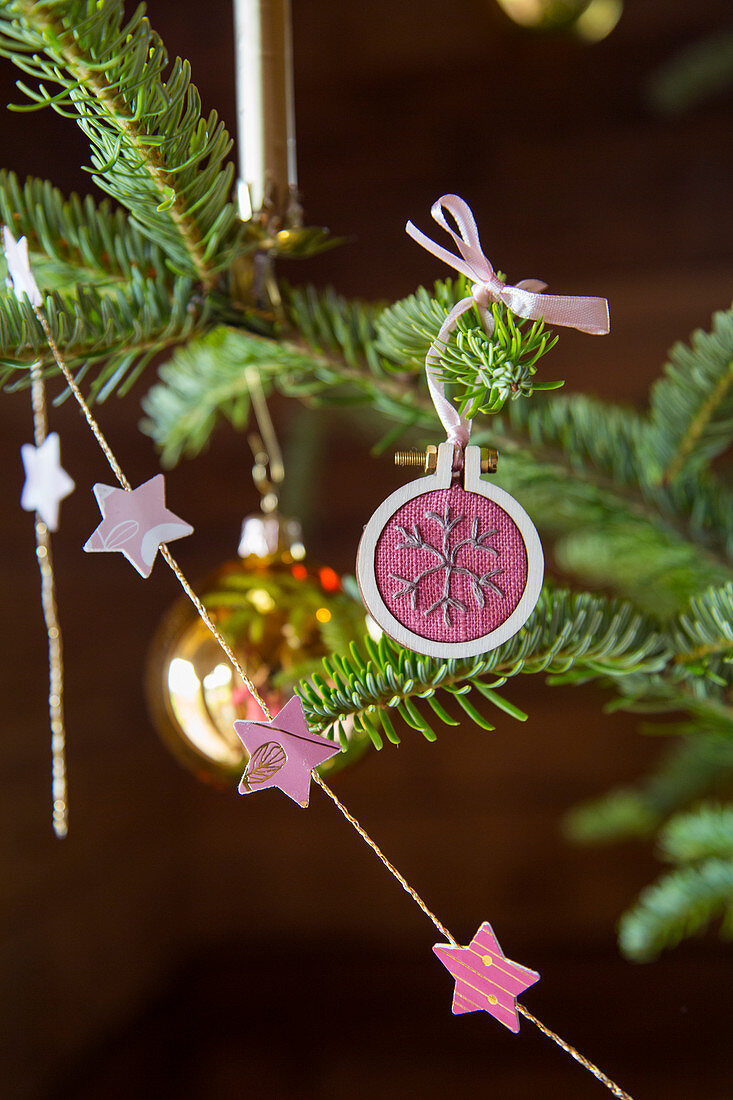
[
  {"x1": 405, "y1": 194, "x2": 610, "y2": 449},
  {"x1": 374, "y1": 486, "x2": 528, "y2": 645}
]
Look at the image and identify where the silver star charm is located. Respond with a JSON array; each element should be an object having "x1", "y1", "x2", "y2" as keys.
[{"x1": 20, "y1": 432, "x2": 75, "y2": 530}]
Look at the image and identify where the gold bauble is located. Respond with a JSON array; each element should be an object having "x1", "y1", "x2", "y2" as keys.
[
  {"x1": 146, "y1": 514, "x2": 370, "y2": 786},
  {"x1": 494, "y1": 0, "x2": 622, "y2": 40}
]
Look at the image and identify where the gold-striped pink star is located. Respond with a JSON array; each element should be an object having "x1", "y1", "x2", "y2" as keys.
[{"x1": 433, "y1": 921, "x2": 539, "y2": 1032}]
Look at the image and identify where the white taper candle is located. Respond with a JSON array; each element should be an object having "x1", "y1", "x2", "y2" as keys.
[{"x1": 234, "y1": 0, "x2": 298, "y2": 225}]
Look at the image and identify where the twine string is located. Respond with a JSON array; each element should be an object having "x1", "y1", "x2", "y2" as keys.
[
  {"x1": 34, "y1": 313, "x2": 131, "y2": 492},
  {"x1": 312, "y1": 772, "x2": 632, "y2": 1098},
  {"x1": 158, "y1": 544, "x2": 274, "y2": 721},
  {"x1": 516, "y1": 1005, "x2": 633, "y2": 1100},
  {"x1": 30, "y1": 305, "x2": 633, "y2": 1099},
  {"x1": 28, "y1": 358, "x2": 68, "y2": 838},
  {"x1": 312, "y1": 771, "x2": 457, "y2": 945}
]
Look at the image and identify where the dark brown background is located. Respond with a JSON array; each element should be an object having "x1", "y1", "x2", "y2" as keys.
[{"x1": 2, "y1": 1, "x2": 732, "y2": 1097}]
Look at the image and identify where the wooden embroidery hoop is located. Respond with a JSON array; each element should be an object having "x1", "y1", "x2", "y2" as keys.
[{"x1": 357, "y1": 443, "x2": 544, "y2": 659}]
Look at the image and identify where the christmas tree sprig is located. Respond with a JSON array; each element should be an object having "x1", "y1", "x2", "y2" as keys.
[
  {"x1": 297, "y1": 588, "x2": 667, "y2": 748},
  {"x1": 566, "y1": 737, "x2": 733, "y2": 845},
  {"x1": 299, "y1": 579, "x2": 733, "y2": 760},
  {"x1": 140, "y1": 321, "x2": 435, "y2": 465},
  {"x1": 0, "y1": 169, "x2": 169, "y2": 288},
  {"x1": 0, "y1": 168, "x2": 211, "y2": 396},
  {"x1": 0, "y1": 0, "x2": 239, "y2": 283},
  {"x1": 642, "y1": 304, "x2": 733, "y2": 484},
  {"x1": 0, "y1": 275, "x2": 203, "y2": 401},
  {"x1": 374, "y1": 278, "x2": 561, "y2": 415},
  {"x1": 619, "y1": 803, "x2": 733, "y2": 960}
]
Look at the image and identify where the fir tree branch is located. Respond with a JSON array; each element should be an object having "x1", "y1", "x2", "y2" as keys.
[
  {"x1": 141, "y1": 323, "x2": 434, "y2": 464},
  {"x1": 671, "y1": 582, "x2": 733, "y2": 665},
  {"x1": 287, "y1": 279, "x2": 564, "y2": 417},
  {"x1": 141, "y1": 325, "x2": 319, "y2": 463},
  {"x1": 490, "y1": 397, "x2": 733, "y2": 613},
  {"x1": 285, "y1": 282, "x2": 386, "y2": 371},
  {"x1": 375, "y1": 279, "x2": 560, "y2": 415},
  {"x1": 0, "y1": 169, "x2": 169, "y2": 288},
  {"x1": 296, "y1": 588, "x2": 667, "y2": 746},
  {"x1": 661, "y1": 803, "x2": 733, "y2": 863},
  {"x1": 0, "y1": 276, "x2": 204, "y2": 400},
  {"x1": 0, "y1": 1, "x2": 238, "y2": 284},
  {"x1": 373, "y1": 278, "x2": 467, "y2": 368},
  {"x1": 663, "y1": 362, "x2": 733, "y2": 483},
  {"x1": 618, "y1": 857, "x2": 733, "y2": 961},
  {"x1": 642, "y1": 303, "x2": 733, "y2": 484},
  {"x1": 565, "y1": 736, "x2": 733, "y2": 844},
  {"x1": 647, "y1": 27, "x2": 733, "y2": 114},
  {"x1": 493, "y1": 369, "x2": 733, "y2": 577}
]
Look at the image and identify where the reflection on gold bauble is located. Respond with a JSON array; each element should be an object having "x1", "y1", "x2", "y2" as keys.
[{"x1": 146, "y1": 514, "x2": 370, "y2": 787}]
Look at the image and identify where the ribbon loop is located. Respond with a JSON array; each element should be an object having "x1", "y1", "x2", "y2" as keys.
[{"x1": 406, "y1": 195, "x2": 610, "y2": 447}]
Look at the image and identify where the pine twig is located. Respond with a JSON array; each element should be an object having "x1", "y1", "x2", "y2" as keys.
[{"x1": 0, "y1": 1, "x2": 237, "y2": 285}]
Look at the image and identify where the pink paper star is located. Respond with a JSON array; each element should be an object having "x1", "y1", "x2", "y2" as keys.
[
  {"x1": 233, "y1": 695, "x2": 341, "y2": 808},
  {"x1": 83, "y1": 473, "x2": 193, "y2": 578},
  {"x1": 434, "y1": 921, "x2": 540, "y2": 1033}
]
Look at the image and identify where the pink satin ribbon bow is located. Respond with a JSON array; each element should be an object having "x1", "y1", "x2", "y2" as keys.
[{"x1": 406, "y1": 194, "x2": 610, "y2": 448}]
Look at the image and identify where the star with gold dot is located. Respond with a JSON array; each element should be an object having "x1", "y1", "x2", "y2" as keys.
[{"x1": 433, "y1": 921, "x2": 539, "y2": 1032}]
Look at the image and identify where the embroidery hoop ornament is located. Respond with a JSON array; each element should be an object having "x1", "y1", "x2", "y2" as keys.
[
  {"x1": 357, "y1": 443, "x2": 543, "y2": 658},
  {"x1": 356, "y1": 195, "x2": 609, "y2": 660}
]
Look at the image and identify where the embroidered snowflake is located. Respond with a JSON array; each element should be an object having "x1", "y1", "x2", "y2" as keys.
[{"x1": 388, "y1": 506, "x2": 504, "y2": 626}]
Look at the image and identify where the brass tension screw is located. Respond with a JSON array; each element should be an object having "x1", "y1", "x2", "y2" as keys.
[
  {"x1": 394, "y1": 445, "x2": 498, "y2": 474},
  {"x1": 394, "y1": 445, "x2": 438, "y2": 473}
]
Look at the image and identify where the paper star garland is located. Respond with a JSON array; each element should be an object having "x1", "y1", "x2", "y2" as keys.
[
  {"x1": 20, "y1": 432, "x2": 75, "y2": 530},
  {"x1": 234, "y1": 695, "x2": 341, "y2": 807},
  {"x1": 433, "y1": 921, "x2": 540, "y2": 1033},
  {"x1": 2, "y1": 227, "x2": 42, "y2": 306},
  {"x1": 83, "y1": 473, "x2": 193, "y2": 578}
]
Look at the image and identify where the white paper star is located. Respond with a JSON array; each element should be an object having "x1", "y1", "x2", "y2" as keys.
[
  {"x1": 20, "y1": 432, "x2": 75, "y2": 530},
  {"x1": 2, "y1": 227, "x2": 42, "y2": 306}
]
